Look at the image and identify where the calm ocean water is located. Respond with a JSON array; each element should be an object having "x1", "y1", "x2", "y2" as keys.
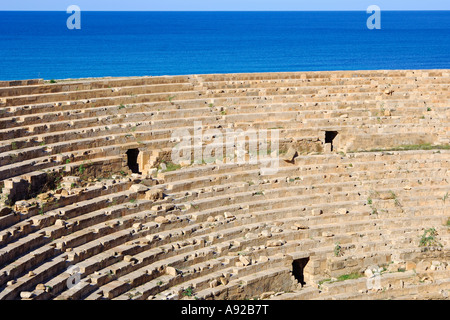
[{"x1": 0, "y1": 11, "x2": 449, "y2": 80}]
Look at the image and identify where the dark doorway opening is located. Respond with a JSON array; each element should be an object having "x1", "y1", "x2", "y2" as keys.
[
  {"x1": 292, "y1": 257, "x2": 310, "y2": 286},
  {"x1": 325, "y1": 131, "x2": 338, "y2": 151},
  {"x1": 126, "y1": 149, "x2": 141, "y2": 174}
]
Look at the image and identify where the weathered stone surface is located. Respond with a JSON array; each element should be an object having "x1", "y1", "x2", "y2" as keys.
[
  {"x1": 283, "y1": 147, "x2": 298, "y2": 162},
  {"x1": 219, "y1": 277, "x2": 228, "y2": 285},
  {"x1": 267, "y1": 240, "x2": 285, "y2": 247},
  {"x1": 145, "y1": 189, "x2": 163, "y2": 201},
  {"x1": 209, "y1": 279, "x2": 219, "y2": 288},
  {"x1": 130, "y1": 184, "x2": 149, "y2": 193},
  {"x1": 260, "y1": 291, "x2": 275, "y2": 299},
  {"x1": 239, "y1": 255, "x2": 251, "y2": 266},
  {"x1": 405, "y1": 261, "x2": 416, "y2": 271},
  {"x1": 20, "y1": 292, "x2": 34, "y2": 299},
  {"x1": 124, "y1": 255, "x2": 138, "y2": 263},
  {"x1": 224, "y1": 212, "x2": 235, "y2": 219},
  {"x1": 294, "y1": 223, "x2": 309, "y2": 230},
  {"x1": 0, "y1": 70, "x2": 448, "y2": 301},
  {"x1": 36, "y1": 284, "x2": 46, "y2": 291},
  {"x1": 416, "y1": 260, "x2": 431, "y2": 272},
  {"x1": 155, "y1": 216, "x2": 169, "y2": 224},
  {"x1": 55, "y1": 219, "x2": 66, "y2": 226},
  {"x1": 166, "y1": 267, "x2": 178, "y2": 276}
]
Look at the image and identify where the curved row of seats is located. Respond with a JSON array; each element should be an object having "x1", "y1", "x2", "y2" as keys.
[
  {"x1": 0, "y1": 70, "x2": 448, "y2": 300},
  {"x1": 0, "y1": 151, "x2": 447, "y2": 300}
]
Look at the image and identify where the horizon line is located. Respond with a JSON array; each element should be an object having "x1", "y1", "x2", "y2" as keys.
[{"x1": 1, "y1": 9, "x2": 450, "y2": 12}]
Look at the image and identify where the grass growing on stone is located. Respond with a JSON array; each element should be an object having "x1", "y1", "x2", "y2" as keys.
[
  {"x1": 419, "y1": 228, "x2": 443, "y2": 248},
  {"x1": 161, "y1": 162, "x2": 181, "y2": 172},
  {"x1": 181, "y1": 286, "x2": 194, "y2": 297},
  {"x1": 318, "y1": 279, "x2": 332, "y2": 285},
  {"x1": 351, "y1": 143, "x2": 450, "y2": 153},
  {"x1": 318, "y1": 272, "x2": 364, "y2": 285},
  {"x1": 443, "y1": 192, "x2": 449, "y2": 203},
  {"x1": 336, "y1": 272, "x2": 364, "y2": 282},
  {"x1": 334, "y1": 242, "x2": 344, "y2": 257}
]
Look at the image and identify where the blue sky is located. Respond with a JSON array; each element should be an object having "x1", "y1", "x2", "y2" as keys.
[{"x1": 1, "y1": 0, "x2": 450, "y2": 11}]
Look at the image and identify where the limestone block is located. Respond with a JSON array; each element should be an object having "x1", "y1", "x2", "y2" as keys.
[
  {"x1": 130, "y1": 184, "x2": 149, "y2": 193},
  {"x1": 283, "y1": 147, "x2": 297, "y2": 162},
  {"x1": 166, "y1": 214, "x2": 177, "y2": 222},
  {"x1": 55, "y1": 219, "x2": 66, "y2": 227},
  {"x1": 224, "y1": 212, "x2": 235, "y2": 219},
  {"x1": 132, "y1": 223, "x2": 142, "y2": 230},
  {"x1": 336, "y1": 208, "x2": 348, "y2": 215},
  {"x1": 20, "y1": 292, "x2": 35, "y2": 299},
  {"x1": 124, "y1": 255, "x2": 138, "y2": 263},
  {"x1": 155, "y1": 216, "x2": 169, "y2": 224},
  {"x1": 63, "y1": 176, "x2": 81, "y2": 183},
  {"x1": 36, "y1": 284, "x2": 46, "y2": 291},
  {"x1": 239, "y1": 255, "x2": 251, "y2": 266},
  {"x1": 209, "y1": 279, "x2": 219, "y2": 288},
  {"x1": 166, "y1": 267, "x2": 178, "y2": 276},
  {"x1": 219, "y1": 277, "x2": 228, "y2": 285},
  {"x1": 145, "y1": 188, "x2": 163, "y2": 201},
  {"x1": 416, "y1": 260, "x2": 431, "y2": 272},
  {"x1": 267, "y1": 240, "x2": 285, "y2": 247},
  {"x1": 294, "y1": 223, "x2": 309, "y2": 230}
]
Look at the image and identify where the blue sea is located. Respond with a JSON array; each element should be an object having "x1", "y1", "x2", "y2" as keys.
[{"x1": 0, "y1": 11, "x2": 449, "y2": 80}]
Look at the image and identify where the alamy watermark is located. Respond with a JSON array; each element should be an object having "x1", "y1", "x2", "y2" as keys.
[
  {"x1": 367, "y1": 5, "x2": 381, "y2": 30},
  {"x1": 67, "y1": 5, "x2": 81, "y2": 30},
  {"x1": 66, "y1": 265, "x2": 81, "y2": 290},
  {"x1": 170, "y1": 121, "x2": 280, "y2": 175},
  {"x1": 365, "y1": 265, "x2": 383, "y2": 290}
]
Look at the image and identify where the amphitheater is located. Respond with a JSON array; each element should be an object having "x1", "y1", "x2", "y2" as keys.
[{"x1": 0, "y1": 69, "x2": 449, "y2": 300}]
